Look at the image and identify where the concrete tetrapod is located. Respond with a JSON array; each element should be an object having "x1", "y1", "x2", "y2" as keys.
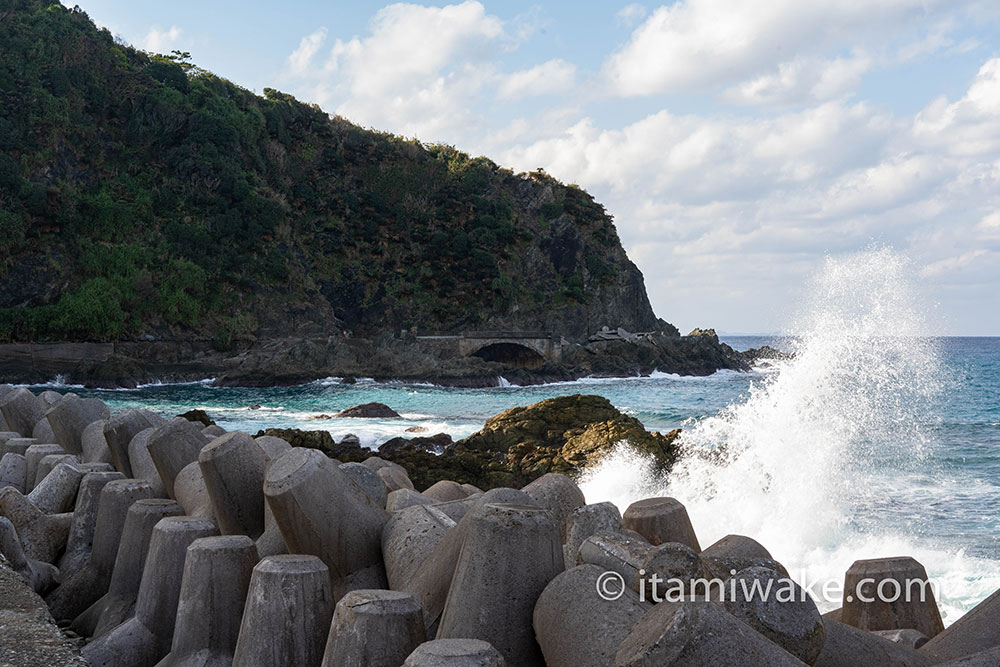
[
  {"x1": 340, "y1": 461, "x2": 389, "y2": 509},
  {"x1": 0, "y1": 388, "x2": 47, "y2": 438},
  {"x1": 423, "y1": 480, "x2": 469, "y2": 502},
  {"x1": 613, "y1": 599, "x2": 807, "y2": 666},
  {"x1": 841, "y1": 557, "x2": 944, "y2": 639},
  {"x1": 103, "y1": 410, "x2": 166, "y2": 477},
  {"x1": 32, "y1": 453, "x2": 77, "y2": 487},
  {"x1": 919, "y1": 586, "x2": 1000, "y2": 663},
  {"x1": 32, "y1": 416, "x2": 56, "y2": 443},
  {"x1": 147, "y1": 418, "x2": 211, "y2": 499},
  {"x1": 76, "y1": 499, "x2": 184, "y2": 639},
  {"x1": 173, "y1": 461, "x2": 215, "y2": 519},
  {"x1": 387, "y1": 488, "x2": 435, "y2": 513},
  {"x1": 814, "y1": 618, "x2": 931, "y2": 667},
  {"x1": 382, "y1": 503, "x2": 457, "y2": 591},
  {"x1": 45, "y1": 477, "x2": 155, "y2": 621},
  {"x1": 577, "y1": 530, "x2": 654, "y2": 587},
  {"x1": 155, "y1": 535, "x2": 259, "y2": 667},
  {"x1": 263, "y1": 448, "x2": 388, "y2": 600},
  {"x1": 82, "y1": 419, "x2": 114, "y2": 465},
  {"x1": 27, "y1": 461, "x2": 83, "y2": 514},
  {"x1": 0, "y1": 435, "x2": 28, "y2": 462},
  {"x1": 322, "y1": 589, "x2": 426, "y2": 667},
  {"x1": 0, "y1": 486, "x2": 73, "y2": 562},
  {"x1": 563, "y1": 501, "x2": 624, "y2": 567},
  {"x1": 403, "y1": 639, "x2": 506, "y2": 666},
  {"x1": 197, "y1": 432, "x2": 268, "y2": 538},
  {"x1": 377, "y1": 463, "x2": 415, "y2": 492},
  {"x1": 522, "y1": 472, "x2": 586, "y2": 539},
  {"x1": 127, "y1": 428, "x2": 167, "y2": 497},
  {"x1": 45, "y1": 393, "x2": 110, "y2": 455},
  {"x1": 0, "y1": 515, "x2": 60, "y2": 593},
  {"x1": 58, "y1": 471, "x2": 126, "y2": 579},
  {"x1": 232, "y1": 555, "x2": 333, "y2": 667},
  {"x1": 533, "y1": 564, "x2": 653, "y2": 667},
  {"x1": 0, "y1": 452, "x2": 27, "y2": 493},
  {"x1": 23, "y1": 443, "x2": 63, "y2": 492},
  {"x1": 623, "y1": 496, "x2": 701, "y2": 551},
  {"x1": 402, "y1": 488, "x2": 536, "y2": 635},
  {"x1": 722, "y1": 566, "x2": 826, "y2": 665},
  {"x1": 82, "y1": 516, "x2": 218, "y2": 667},
  {"x1": 699, "y1": 534, "x2": 786, "y2": 580},
  {"x1": 437, "y1": 503, "x2": 564, "y2": 667}
]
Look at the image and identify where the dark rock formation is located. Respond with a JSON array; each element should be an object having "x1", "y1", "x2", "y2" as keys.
[
  {"x1": 459, "y1": 394, "x2": 680, "y2": 477},
  {"x1": 177, "y1": 410, "x2": 214, "y2": 428},
  {"x1": 378, "y1": 434, "x2": 452, "y2": 457},
  {"x1": 265, "y1": 394, "x2": 679, "y2": 491},
  {"x1": 335, "y1": 403, "x2": 401, "y2": 419}
]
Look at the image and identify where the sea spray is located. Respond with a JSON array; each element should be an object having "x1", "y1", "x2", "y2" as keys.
[{"x1": 579, "y1": 248, "x2": 1000, "y2": 622}]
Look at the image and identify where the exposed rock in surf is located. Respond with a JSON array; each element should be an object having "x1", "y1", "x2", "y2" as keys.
[
  {"x1": 378, "y1": 433, "x2": 452, "y2": 457},
  {"x1": 459, "y1": 394, "x2": 680, "y2": 477},
  {"x1": 742, "y1": 345, "x2": 793, "y2": 365},
  {"x1": 177, "y1": 409, "x2": 214, "y2": 427},
  {"x1": 335, "y1": 403, "x2": 401, "y2": 419}
]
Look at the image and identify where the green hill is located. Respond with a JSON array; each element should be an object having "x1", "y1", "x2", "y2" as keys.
[{"x1": 0, "y1": 0, "x2": 670, "y2": 353}]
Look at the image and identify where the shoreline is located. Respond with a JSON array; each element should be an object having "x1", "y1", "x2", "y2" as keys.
[{"x1": 0, "y1": 332, "x2": 751, "y2": 389}]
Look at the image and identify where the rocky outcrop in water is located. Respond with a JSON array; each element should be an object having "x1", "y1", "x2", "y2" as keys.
[
  {"x1": 264, "y1": 394, "x2": 679, "y2": 490},
  {"x1": 459, "y1": 394, "x2": 680, "y2": 478},
  {"x1": 336, "y1": 403, "x2": 401, "y2": 419}
]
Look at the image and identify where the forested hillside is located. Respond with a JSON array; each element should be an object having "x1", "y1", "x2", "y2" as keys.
[{"x1": 0, "y1": 0, "x2": 667, "y2": 350}]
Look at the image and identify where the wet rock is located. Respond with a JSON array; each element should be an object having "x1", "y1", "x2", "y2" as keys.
[
  {"x1": 458, "y1": 394, "x2": 680, "y2": 479},
  {"x1": 379, "y1": 433, "x2": 452, "y2": 457},
  {"x1": 335, "y1": 403, "x2": 401, "y2": 419},
  {"x1": 177, "y1": 409, "x2": 215, "y2": 426}
]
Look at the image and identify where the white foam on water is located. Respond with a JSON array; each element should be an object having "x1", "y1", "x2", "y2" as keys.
[{"x1": 579, "y1": 248, "x2": 1000, "y2": 622}]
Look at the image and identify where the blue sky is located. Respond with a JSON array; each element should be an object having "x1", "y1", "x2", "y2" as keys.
[{"x1": 68, "y1": 1, "x2": 1000, "y2": 334}]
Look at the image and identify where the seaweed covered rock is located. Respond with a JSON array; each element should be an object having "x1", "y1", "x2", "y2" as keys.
[
  {"x1": 458, "y1": 394, "x2": 680, "y2": 477},
  {"x1": 254, "y1": 395, "x2": 678, "y2": 491}
]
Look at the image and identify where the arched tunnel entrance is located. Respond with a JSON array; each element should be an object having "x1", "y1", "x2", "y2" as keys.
[{"x1": 471, "y1": 342, "x2": 546, "y2": 368}]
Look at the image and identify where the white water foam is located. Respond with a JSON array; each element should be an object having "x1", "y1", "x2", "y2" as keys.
[{"x1": 579, "y1": 248, "x2": 1000, "y2": 623}]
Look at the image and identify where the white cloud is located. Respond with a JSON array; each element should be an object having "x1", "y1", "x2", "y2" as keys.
[
  {"x1": 282, "y1": 1, "x2": 511, "y2": 141},
  {"x1": 602, "y1": 0, "x2": 979, "y2": 99},
  {"x1": 329, "y1": 1, "x2": 504, "y2": 98},
  {"x1": 914, "y1": 58, "x2": 1000, "y2": 156},
  {"x1": 723, "y1": 53, "x2": 872, "y2": 106},
  {"x1": 288, "y1": 28, "x2": 328, "y2": 75},
  {"x1": 498, "y1": 59, "x2": 576, "y2": 100},
  {"x1": 616, "y1": 3, "x2": 648, "y2": 26},
  {"x1": 142, "y1": 25, "x2": 182, "y2": 54},
  {"x1": 920, "y1": 249, "x2": 988, "y2": 277}
]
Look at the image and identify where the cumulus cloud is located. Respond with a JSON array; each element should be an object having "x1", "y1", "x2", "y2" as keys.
[
  {"x1": 602, "y1": 0, "x2": 981, "y2": 101},
  {"x1": 142, "y1": 25, "x2": 182, "y2": 54},
  {"x1": 723, "y1": 53, "x2": 872, "y2": 106},
  {"x1": 499, "y1": 59, "x2": 1000, "y2": 331},
  {"x1": 288, "y1": 27, "x2": 328, "y2": 75},
  {"x1": 282, "y1": 1, "x2": 513, "y2": 141},
  {"x1": 616, "y1": 3, "x2": 648, "y2": 26},
  {"x1": 498, "y1": 59, "x2": 576, "y2": 99}
]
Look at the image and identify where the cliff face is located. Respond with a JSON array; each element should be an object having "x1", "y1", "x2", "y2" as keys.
[{"x1": 0, "y1": 0, "x2": 661, "y2": 349}]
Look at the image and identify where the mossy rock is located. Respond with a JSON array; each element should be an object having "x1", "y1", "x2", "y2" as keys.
[{"x1": 256, "y1": 394, "x2": 680, "y2": 491}]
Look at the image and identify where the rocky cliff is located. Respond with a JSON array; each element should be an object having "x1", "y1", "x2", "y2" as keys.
[{"x1": 0, "y1": 0, "x2": 745, "y2": 386}]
